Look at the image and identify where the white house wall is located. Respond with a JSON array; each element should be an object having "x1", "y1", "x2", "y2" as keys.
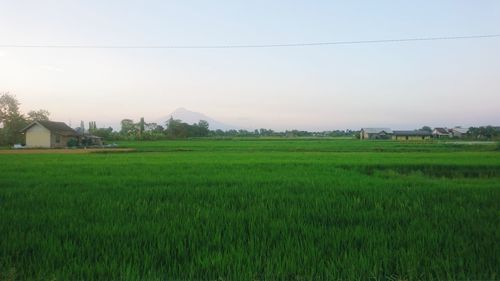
[{"x1": 25, "y1": 124, "x2": 51, "y2": 148}]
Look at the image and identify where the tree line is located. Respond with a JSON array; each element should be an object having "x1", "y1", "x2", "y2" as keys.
[
  {"x1": 113, "y1": 117, "x2": 210, "y2": 140},
  {"x1": 467, "y1": 126, "x2": 499, "y2": 140},
  {"x1": 99, "y1": 119, "x2": 357, "y2": 140},
  {"x1": 56, "y1": 119, "x2": 500, "y2": 142},
  {"x1": 2, "y1": 93, "x2": 498, "y2": 145}
]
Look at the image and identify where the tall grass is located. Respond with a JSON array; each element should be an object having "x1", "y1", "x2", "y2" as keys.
[{"x1": 0, "y1": 140, "x2": 499, "y2": 280}]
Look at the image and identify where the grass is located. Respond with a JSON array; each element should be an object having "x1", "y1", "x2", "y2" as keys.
[{"x1": 0, "y1": 139, "x2": 499, "y2": 280}]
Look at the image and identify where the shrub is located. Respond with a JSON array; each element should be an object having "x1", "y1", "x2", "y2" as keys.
[{"x1": 67, "y1": 138, "x2": 78, "y2": 148}]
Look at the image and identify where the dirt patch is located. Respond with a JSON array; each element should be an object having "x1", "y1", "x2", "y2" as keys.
[{"x1": 0, "y1": 148, "x2": 135, "y2": 154}]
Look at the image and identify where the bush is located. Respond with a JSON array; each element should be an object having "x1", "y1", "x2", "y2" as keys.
[{"x1": 67, "y1": 138, "x2": 78, "y2": 148}]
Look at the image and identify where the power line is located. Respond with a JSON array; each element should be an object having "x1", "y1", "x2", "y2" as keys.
[{"x1": 0, "y1": 34, "x2": 499, "y2": 49}]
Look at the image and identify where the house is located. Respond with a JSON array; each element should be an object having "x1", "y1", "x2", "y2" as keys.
[
  {"x1": 360, "y1": 128, "x2": 393, "y2": 140},
  {"x1": 392, "y1": 130, "x2": 432, "y2": 140},
  {"x1": 449, "y1": 127, "x2": 469, "y2": 138},
  {"x1": 80, "y1": 134, "x2": 104, "y2": 147},
  {"x1": 20, "y1": 121, "x2": 78, "y2": 148},
  {"x1": 432, "y1": 127, "x2": 450, "y2": 138}
]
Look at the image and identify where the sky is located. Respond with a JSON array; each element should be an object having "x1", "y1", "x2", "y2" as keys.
[{"x1": 1, "y1": 0, "x2": 499, "y2": 131}]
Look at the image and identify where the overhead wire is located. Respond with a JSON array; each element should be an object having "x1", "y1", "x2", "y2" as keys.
[{"x1": 0, "y1": 34, "x2": 499, "y2": 49}]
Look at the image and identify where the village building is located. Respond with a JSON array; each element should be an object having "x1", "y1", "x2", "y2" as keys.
[
  {"x1": 80, "y1": 135, "x2": 104, "y2": 147},
  {"x1": 449, "y1": 127, "x2": 469, "y2": 138},
  {"x1": 20, "y1": 120, "x2": 103, "y2": 148},
  {"x1": 359, "y1": 126, "x2": 473, "y2": 140},
  {"x1": 392, "y1": 130, "x2": 432, "y2": 140},
  {"x1": 360, "y1": 128, "x2": 393, "y2": 140},
  {"x1": 20, "y1": 121, "x2": 79, "y2": 148},
  {"x1": 432, "y1": 127, "x2": 451, "y2": 138}
]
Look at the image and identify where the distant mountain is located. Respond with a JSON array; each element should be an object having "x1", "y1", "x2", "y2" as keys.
[{"x1": 157, "y1": 108, "x2": 237, "y2": 131}]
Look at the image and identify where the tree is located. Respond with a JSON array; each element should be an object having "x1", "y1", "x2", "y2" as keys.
[
  {"x1": 196, "y1": 120, "x2": 210, "y2": 137},
  {"x1": 88, "y1": 121, "x2": 97, "y2": 133},
  {"x1": 165, "y1": 116, "x2": 180, "y2": 138},
  {"x1": 27, "y1": 109, "x2": 50, "y2": 122},
  {"x1": 145, "y1": 123, "x2": 164, "y2": 134},
  {"x1": 468, "y1": 126, "x2": 498, "y2": 140},
  {"x1": 259, "y1": 128, "x2": 275, "y2": 136},
  {"x1": 0, "y1": 93, "x2": 27, "y2": 145},
  {"x1": 0, "y1": 93, "x2": 21, "y2": 124},
  {"x1": 420, "y1": 126, "x2": 432, "y2": 132},
  {"x1": 139, "y1": 117, "x2": 145, "y2": 138},
  {"x1": 92, "y1": 127, "x2": 114, "y2": 140},
  {"x1": 80, "y1": 121, "x2": 85, "y2": 133},
  {"x1": 120, "y1": 119, "x2": 137, "y2": 137}
]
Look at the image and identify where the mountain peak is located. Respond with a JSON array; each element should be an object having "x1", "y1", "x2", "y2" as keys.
[
  {"x1": 172, "y1": 107, "x2": 189, "y2": 113},
  {"x1": 157, "y1": 108, "x2": 237, "y2": 130}
]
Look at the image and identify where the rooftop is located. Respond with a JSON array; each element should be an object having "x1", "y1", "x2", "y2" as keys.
[
  {"x1": 361, "y1": 128, "x2": 393, "y2": 134},
  {"x1": 21, "y1": 121, "x2": 77, "y2": 136},
  {"x1": 393, "y1": 130, "x2": 432, "y2": 136}
]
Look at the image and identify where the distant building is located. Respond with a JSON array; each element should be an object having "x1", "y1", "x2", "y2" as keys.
[
  {"x1": 449, "y1": 127, "x2": 469, "y2": 138},
  {"x1": 20, "y1": 121, "x2": 78, "y2": 148},
  {"x1": 360, "y1": 126, "x2": 470, "y2": 140},
  {"x1": 432, "y1": 127, "x2": 451, "y2": 138},
  {"x1": 360, "y1": 128, "x2": 393, "y2": 140},
  {"x1": 392, "y1": 130, "x2": 432, "y2": 140}
]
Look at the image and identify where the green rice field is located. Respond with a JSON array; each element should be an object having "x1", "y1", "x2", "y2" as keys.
[{"x1": 1, "y1": 139, "x2": 499, "y2": 280}]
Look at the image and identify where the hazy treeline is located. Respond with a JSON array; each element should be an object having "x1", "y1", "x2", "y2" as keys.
[
  {"x1": 112, "y1": 117, "x2": 210, "y2": 140},
  {"x1": 210, "y1": 128, "x2": 356, "y2": 138},
  {"x1": 66, "y1": 120, "x2": 500, "y2": 142},
  {"x1": 91, "y1": 118, "x2": 357, "y2": 140},
  {"x1": 467, "y1": 126, "x2": 500, "y2": 140}
]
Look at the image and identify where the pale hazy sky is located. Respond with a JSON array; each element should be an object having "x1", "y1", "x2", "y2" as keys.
[{"x1": 1, "y1": 1, "x2": 499, "y2": 130}]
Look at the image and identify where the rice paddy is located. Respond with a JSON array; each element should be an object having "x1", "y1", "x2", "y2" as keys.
[{"x1": 0, "y1": 139, "x2": 499, "y2": 280}]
